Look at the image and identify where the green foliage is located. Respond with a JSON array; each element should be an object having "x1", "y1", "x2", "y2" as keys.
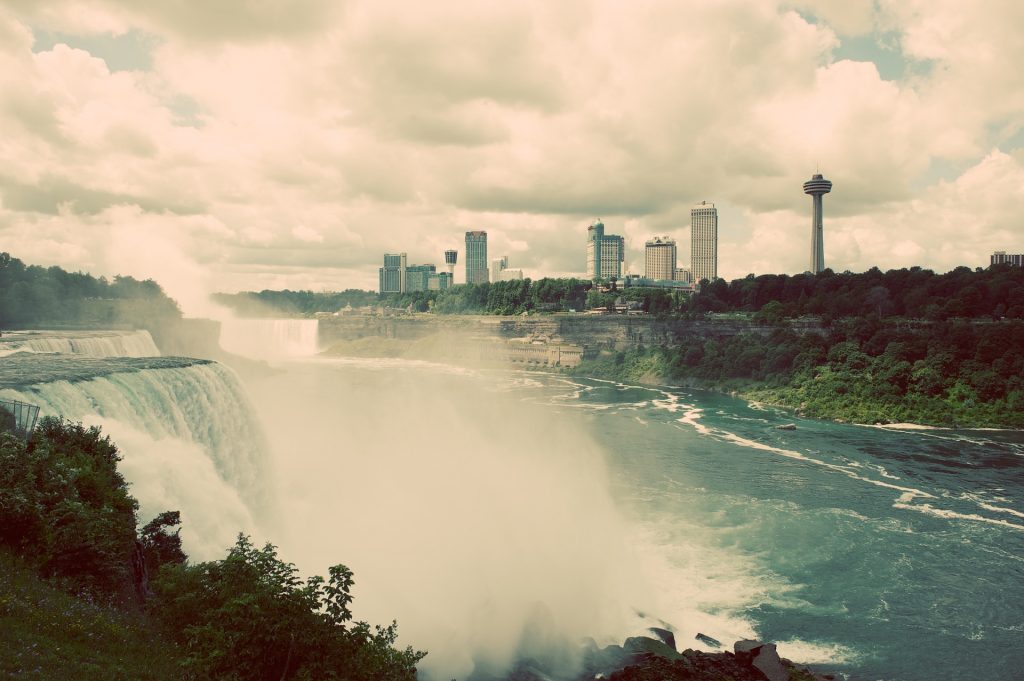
[
  {"x1": 686, "y1": 264, "x2": 1024, "y2": 320},
  {"x1": 0, "y1": 547, "x2": 181, "y2": 681},
  {"x1": 0, "y1": 417, "x2": 139, "y2": 602},
  {"x1": 0, "y1": 418, "x2": 427, "y2": 680},
  {"x1": 139, "y1": 511, "x2": 187, "y2": 579},
  {"x1": 152, "y1": 535, "x2": 425, "y2": 681},
  {"x1": 0, "y1": 252, "x2": 181, "y2": 329},
  {"x1": 572, "y1": 318, "x2": 1024, "y2": 428}
]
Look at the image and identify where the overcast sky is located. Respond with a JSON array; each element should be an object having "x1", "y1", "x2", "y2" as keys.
[{"x1": 0, "y1": 0, "x2": 1022, "y2": 313}]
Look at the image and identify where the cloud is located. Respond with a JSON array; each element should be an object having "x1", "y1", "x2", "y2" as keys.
[{"x1": 0, "y1": 0, "x2": 1020, "y2": 294}]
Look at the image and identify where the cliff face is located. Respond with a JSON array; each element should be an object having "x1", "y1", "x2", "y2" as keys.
[{"x1": 318, "y1": 314, "x2": 826, "y2": 356}]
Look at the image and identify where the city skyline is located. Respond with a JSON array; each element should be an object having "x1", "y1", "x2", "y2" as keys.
[{"x1": 0, "y1": 3, "x2": 1021, "y2": 315}]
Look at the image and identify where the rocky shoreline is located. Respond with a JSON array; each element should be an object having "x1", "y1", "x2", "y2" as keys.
[{"x1": 482, "y1": 631, "x2": 833, "y2": 681}]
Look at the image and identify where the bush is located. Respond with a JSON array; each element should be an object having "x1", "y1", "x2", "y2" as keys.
[
  {"x1": 152, "y1": 535, "x2": 425, "y2": 681},
  {"x1": 0, "y1": 417, "x2": 138, "y2": 602}
]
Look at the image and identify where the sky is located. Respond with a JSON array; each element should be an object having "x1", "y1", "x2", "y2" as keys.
[{"x1": 0, "y1": 0, "x2": 1022, "y2": 314}]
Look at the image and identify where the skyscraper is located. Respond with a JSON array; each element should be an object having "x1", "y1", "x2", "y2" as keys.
[
  {"x1": 690, "y1": 202, "x2": 717, "y2": 284},
  {"x1": 586, "y1": 221, "x2": 625, "y2": 280},
  {"x1": 645, "y1": 236, "x2": 677, "y2": 281},
  {"x1": 378, "y1": 253, "x2": 407, "y2": 294},
  {"x1": 465, "y1": 231, "x2": 489, "y2": 285},
  {"x1": 804, "y1": 173, "x2": 833, "y2": 274}
]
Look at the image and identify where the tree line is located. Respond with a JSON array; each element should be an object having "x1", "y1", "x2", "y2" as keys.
[
  {"x1": 0, "y1": 252, "x2": 180, "y2": 329},
  {"x1": 215, "y1": 264, "x2": 1024, "y2": 322}
]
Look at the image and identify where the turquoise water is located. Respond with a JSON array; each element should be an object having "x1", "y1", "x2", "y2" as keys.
[{"x1": 520, "y1": 374, "x2": 1024, "y2": 681}]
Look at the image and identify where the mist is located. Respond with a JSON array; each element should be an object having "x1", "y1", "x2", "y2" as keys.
[{"x1": 234, "y1": 343, "x2": 654, "y2": 680}]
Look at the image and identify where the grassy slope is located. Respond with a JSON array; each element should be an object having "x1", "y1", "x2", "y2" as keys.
[{"x1": 0, "y1": 549, "x2": 180, "y2": 681}]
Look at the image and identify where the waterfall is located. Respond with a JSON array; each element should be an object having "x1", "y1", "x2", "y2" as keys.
[
  {"x1": 218, "y1": 319, "x2": 320, "y2": 359},
  {"x1": 0, "y1": 330, "x2": 161, "y2": 357},
  {"x1": 0, "y1": 362, "x2": 271, "y2": 558}
]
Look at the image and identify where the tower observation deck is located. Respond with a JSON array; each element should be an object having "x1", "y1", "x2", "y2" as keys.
[{"x1": 803, "y1": 173, "x2": 832, "y2": 274}]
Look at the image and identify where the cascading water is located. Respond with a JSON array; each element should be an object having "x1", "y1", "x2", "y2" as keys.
[
  {"x1": 0, "y1": 330, "x2": 161, "y2": 357},
  {"x1": 0, "y1": 361, "x2": 272, "y2": 559},
  {"x1": 218, "y1": 318, "x2": 319, "y2": 360}
]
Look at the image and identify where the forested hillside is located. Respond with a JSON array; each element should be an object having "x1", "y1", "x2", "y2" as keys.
[{"x1": 0, "y1": 253, "x2": 180, "y2": 329}]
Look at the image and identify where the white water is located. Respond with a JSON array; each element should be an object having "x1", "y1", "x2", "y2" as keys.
[
  {"x1": 0, "y1": 330, "x2": 160, "y2": 357},
  {"x1": 218, "y1": 319, "x2": 319, "y2": 360},
  {"x1": 0, "y1": 362, "x2": 270, "y2": 558}
]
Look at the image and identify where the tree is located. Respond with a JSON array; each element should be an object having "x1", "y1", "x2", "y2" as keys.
[
  {"x1": 140, "y1": 511, "x2": 187, "y2": 578},
  {"x1": 151, "y1": 535, "x2": 424, "y2": 681}
]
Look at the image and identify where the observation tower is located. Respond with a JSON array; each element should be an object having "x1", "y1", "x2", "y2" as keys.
[
  {"x1": 444, "y1": 249, "x2": 458, "y2": 276},
  {"x1": 803, "y1": 173, "x2": 832, "y2": 274}
]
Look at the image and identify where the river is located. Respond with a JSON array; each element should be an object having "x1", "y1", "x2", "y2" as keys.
[{"x1": 5, "y1": 326, "x2": 1021, "y2": 681}]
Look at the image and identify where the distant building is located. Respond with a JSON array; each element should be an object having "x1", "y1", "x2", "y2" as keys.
[
  {"x1": 690, "y1": 202, "x2": 717, "y2": 284},
  {"x1": 491, "y1": 256, "x2": 524, "y2": 282},
  {"x1": 992, "y1": 251, "x2": 1024, "y2": 267},
  {"x1": 674, "y1": 267, "x2": 693, "y2": 284},
  {"x1": 465, "y1": 231, "x2": 489, "y2": 284},
  {"x1": 645, "y1": 236, "x2": 677, "y2": 281},
  {"x1": 586, "y1": 221, "x2": 625, "y2": 281},
  {"x1": 623, "y1": 274, "x2": 694, "y2": 291},
  {"x1": 379, "y1": 253, "x2": 407, "y2": 294},
  {"x1": 444, "y1": 249, "x2": 458, "y2": 277},
  {"x1": 427, "y1": 271, "x2": 453, "y2": 291},
  {"x1": 405, "y1": 264, "x2": 436, "y2": 292}
]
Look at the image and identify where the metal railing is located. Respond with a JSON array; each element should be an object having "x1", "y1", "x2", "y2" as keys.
[{"x1": 0, "y1": 398, "x2": 40, "y2": 439}]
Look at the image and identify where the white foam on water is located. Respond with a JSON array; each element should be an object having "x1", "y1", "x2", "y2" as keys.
[
  {"x1": 0, "y1": 330, "x2": 160, "y2": 357},
  {"x1": 678, "y1": 408, "x2": 712, "y2": 435},
  {"x1": 625, "y1": 525, "x2": 763, "y2": 650},
  {"x1": 91, "y1": 415, "x2": 258, "y2": 560},
  {"x1": 978, "y1": 503, "x2": 1024, "y2": 520},
  {"x1": 774, "y1": 638, "x2": 862, "y2": 666},
  {"x1": 891, "y1": 502, "x2": 1024, "y2": 531},
  {"x1": 0, "y1": 364, "x2": 272, "y2": 540}
]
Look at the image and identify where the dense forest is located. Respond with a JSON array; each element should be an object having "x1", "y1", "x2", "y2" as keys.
[
  {"x1": 688, "y1": 264, "x2": 1024, "y2": 320},
  {"x1": 0, "y1": 416, "x2": 424, "y2": 680},
  {"x1": 0, "y1": 252, "x2": 180, "y2": 330}
]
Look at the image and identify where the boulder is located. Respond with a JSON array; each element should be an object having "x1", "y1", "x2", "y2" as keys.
[
  {"x1": 775, "y1": 423, "x2": 797, "y2": 430},
  {"x1": 733, "y1": 640, "x2": 790, "y2": 681},
  {"x1": 695, "y1": 633, "x2": 721, "y2": 649},
  {"x1": 648, "y1": 627, "x2": 676, "y2": 651},
  {"x1": 734, "y1": 639, "x2": 764, "y2": 665},
  {"x1": 751, "y1": 643, "x2": 789, "y2": 681},
  {"x1": 623, "y1": 636, "x2": 681, "y2": 661}
]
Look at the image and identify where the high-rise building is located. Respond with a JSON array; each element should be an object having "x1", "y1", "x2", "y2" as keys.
[
  {"x1": 465, "y1": 231, "x2": 489, "y2": 285},
  {"x1": 645, "y1": 236, "x2": 677, "y2": 281},
  {"x1": 991, "y1": 251, "x2": 1024, "y2": 267},
  {"x1": 690, "y1": 202, "x2": 718, "y2": 284},
  {"x1": 804, "y1": 173, "x2": 833, "y2": 274},
  {"x1": 586, "y1": 221, "x2": 625, "y2": 281},
  {"x1": 405, "y1": 264, "x2": 436, "y2": 292},
  {"x1": 378, "y1": 253, "x2": 407, "y2": 294}
]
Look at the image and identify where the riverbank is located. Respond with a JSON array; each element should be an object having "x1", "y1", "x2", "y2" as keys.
[{"x1": 567, "y1": 347, "x2": 1024, "y2": 429}]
